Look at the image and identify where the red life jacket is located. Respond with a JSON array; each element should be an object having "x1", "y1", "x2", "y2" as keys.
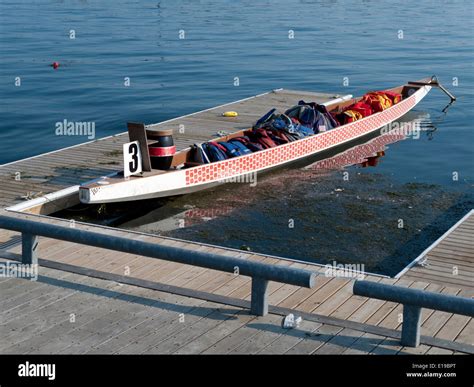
[
  {"x1": 210, "y1": 142, "x2": 228, "y2": 153},
  {"x1": 348, "y1": 101, "x2": 372, "y2": 117},
  {"x1": 267, "y1": 128, "x2": 290, "y2": 144},
  {"x1": 244, "y1": 129, "x2": 278, "y2": 149}
]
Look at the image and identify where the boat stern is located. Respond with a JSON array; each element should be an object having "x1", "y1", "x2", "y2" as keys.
[{"x1": 79, "y1": 169, "x2": 189, "y2": 204}]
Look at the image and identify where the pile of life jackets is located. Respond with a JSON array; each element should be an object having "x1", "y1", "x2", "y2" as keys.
[
  {"x1": 193, "y1": 100, "x2": 339, "y2": 163},
  {"x1": 334, "y1": 90, "x2": 402, "y2": 125},
  {"x1": 192, "y1": 91, "x2": 401, "y2": 164}
]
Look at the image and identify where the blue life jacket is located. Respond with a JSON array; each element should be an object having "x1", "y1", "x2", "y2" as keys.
[
  {"x1": 204, "y1": 143, "x2": 227, "y2": 162},
  {"x1": 219, "y1": 141, "x2": 250, "y2": 157},
  {"x1": 293, "y1": 124, "x2": 314, "y2": 137},
  {"x1": 227, "y1": 140, "x2": 252, "y2": 155},
  {"x1": 254, "y1": 108, "x2": 277, "y2": 129},
  {"x1": 297, "y1": 100, "x2": 339, "y2": 132},
  {"x1": 232, "y1": 136, "x2": 264, "y2": 152}
]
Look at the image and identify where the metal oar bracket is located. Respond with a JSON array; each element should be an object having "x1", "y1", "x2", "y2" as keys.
[{"x1": 408, "y1": 75, "x2": 457, "y2": 102}]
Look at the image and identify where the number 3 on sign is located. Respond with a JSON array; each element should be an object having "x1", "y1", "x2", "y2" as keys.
[{"x1": 123, "y1": 141, "x2": 142, "y2": 177}]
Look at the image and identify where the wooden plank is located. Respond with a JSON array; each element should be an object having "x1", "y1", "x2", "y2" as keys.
[
  {"x1": 434, "y1": 242, "x2": 474, "y2": 255},
  {"x1": 310, "y1": 279, "x2": 355, "y2": 316},
  {"x1": 342, "y1": 332, "x2": 387, "y2": 354},
  {"x1": 259, "y1": 276, "x2": 384, "y2": 354},
  {"x1": 454, "y1": 317, "x2": 474, "y2": 344},
  {"x1": 119, "y1": 302, "x2": 225, "y2": 354},
  {"x1": 202, "y1": 317, "x2": 269, "y2": 354},
  {"x1": 403, "y1": 272, "x2": 473, "y2": 289},
  {"x1": 329, "y1": 276, "x2": 384, "y2": 320},
  {"x1": 443, "y1": 234, "x2": 474, "y2": 244},
  {"x1": 398, "y1": 344, "x2": 432, "y2": 355},
  {"x1": 426, "y1": 255, "x2": 474, "y2": 270},
  {"x1": 60, "y1": 304, "x2": 173, "y2": 354},
  {"x1": 369, "y1": 337, "x2": 404, "y2": 354},
  {"x1": 2, "y1": 281, "x2": 124, "y2": 353},
  {"x1": 228, "y1": 314, "x2": 293, "y2": 355},
  {"x1": 285, "y1": 323, "x2": 344, "y2": 354},
  {"x1": 0, "y1": 271, "x2": 78, "y2": 325},
  {"x1": 407, "y1": 265, "x2": 473, "y2": 283},
  {"x1": 256, "y1": 320, "x2": 323, "y2": 354},
  {"x1": 435, "y1": 315, "x2": 471, "y2": 343},
  {"x1": 174, "y1": 311, "x2": 257, "y2": 354},
  {"x1": 23, "y1": 270, "x2": 209, "y2": 354},
  {"x1": 152, "y1": 307, "x2": 255, "y2": 355},
  {"x1": 295, "y1": 278, "x2": 350, "y2": 312},
  {"x1": 87, "y1": 298, "x2": 209, "y2": 354},
  {"x1": 0, "y1": 275, "x2": 124, "y2": 350},
  {"x1": 313, "y1": 327, "x2": 369, "y2": 354},
  {"x1": 425, "y1": 347, "x2": 454, "y2": 354}
]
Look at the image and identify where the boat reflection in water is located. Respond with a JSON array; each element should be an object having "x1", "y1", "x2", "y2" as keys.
[{"x1": 121, "y1": 112, "x2": 433, "y2": 234}]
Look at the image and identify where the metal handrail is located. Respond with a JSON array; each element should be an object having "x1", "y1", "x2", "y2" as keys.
[
  {"x1": 353, "y1": 280, "x2": 474, "y2": 347},
  {"x1": 0, "y1": 214, "x2": 316, "y2": 316}
]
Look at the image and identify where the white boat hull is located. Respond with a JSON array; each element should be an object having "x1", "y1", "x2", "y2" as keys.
[{"x1": 79, "y1": 84, "x2": 431, "y2": 204}]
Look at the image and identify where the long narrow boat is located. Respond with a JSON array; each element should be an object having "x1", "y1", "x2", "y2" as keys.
[{"x1": 79, "y1": 77, "x2": 450, "y2": 204}]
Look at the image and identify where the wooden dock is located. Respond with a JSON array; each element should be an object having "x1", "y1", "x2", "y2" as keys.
[
  {"x1": 0, "y1": 89, "x2": 339, "y2": 213},
  {"x1": 0, "y1": 89, "x2": 472, "y2": 354},
  {"x1": 400, "y1": 210, "x2": 474, "y2": 290}
]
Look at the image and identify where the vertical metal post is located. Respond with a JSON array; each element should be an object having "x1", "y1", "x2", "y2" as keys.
[
  {"x1": 250, "y1": 277, "x2": 269, "y2": 316},
  {"x1": 22, "y1": 232, "x2": 38, "y2": 266},
  {"x1": 401, "y1": 304, "x2": 422, "y2": 347}
]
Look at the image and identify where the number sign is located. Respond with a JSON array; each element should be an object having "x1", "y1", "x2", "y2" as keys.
[{"x1": 123, "y1": 141, "x2": 143, "y2": 177}]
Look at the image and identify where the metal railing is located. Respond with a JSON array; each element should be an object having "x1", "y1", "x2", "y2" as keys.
[
  {"x1": 2, "y1": 213, "x2": 473, "y2": 348},
  {"x1": 0, "y1": 214, "x2": 316, "y2": 316},
  {"x1": 353, "y1": 280, "x2": 474, "y2": 347}
]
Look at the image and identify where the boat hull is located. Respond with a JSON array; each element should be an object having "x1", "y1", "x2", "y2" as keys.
[{"x1": 80, "y1": 84, "x2": 431, "y2": 203}]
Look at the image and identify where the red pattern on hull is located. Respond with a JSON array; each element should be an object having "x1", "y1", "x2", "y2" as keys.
[{"x1": 185, "y1": 94, "x2": 416, "y2": 186}]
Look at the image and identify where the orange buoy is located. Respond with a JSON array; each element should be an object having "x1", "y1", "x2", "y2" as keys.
[{"x1": 52, "y1": 62, "x2": 60, "y2": 69}]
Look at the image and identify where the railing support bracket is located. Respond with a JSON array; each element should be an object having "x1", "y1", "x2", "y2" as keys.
[
  {"x1": 401, "y1": 305, "x2": 422, "y2": 347},
  {"x1": 21, "y1": 232, "x2": 38, "y2": 266},
  {"x1": 250, "y1": 277, "x2": 269, "y2": 316}
]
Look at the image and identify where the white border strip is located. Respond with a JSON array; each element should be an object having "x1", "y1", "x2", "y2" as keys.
[
  {"x1": 5, "y1": 185, "x2": 80, "y2": 212},
  {"x1": 5, "y1": 172, "x2": 119, "y2": 212},
  {"x1": 0, "y1": 89, "x2": 284, "y2": 168},
  {"x1": 321, "y1": 94, "x2": 353, "y2": 106},
  {"x1": 394, "y1": 209, "x2": 474, "y2": 279}
]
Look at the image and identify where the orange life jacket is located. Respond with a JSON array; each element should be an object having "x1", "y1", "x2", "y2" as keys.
[
  {"x1": 379, "y1": 90, "x2": 402, "y2": 104},
  {"x1": 341, "y1": 109, "x2": 364, "y2": 124},
  {"x1": 362, "y1": 92, "x2": 392, "y2": 112}
]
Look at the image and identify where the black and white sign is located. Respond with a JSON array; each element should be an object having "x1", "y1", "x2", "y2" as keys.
[{"x1": 123, "y1": 141, "x2": 142, "y2": 177}]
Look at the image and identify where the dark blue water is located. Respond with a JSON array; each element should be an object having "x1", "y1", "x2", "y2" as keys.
[
  {"x1": 2, "y1": 0, "x2": 473, "y2": 275},
  {"x1": 1, "y1": 0, "x2": 473, "y2": 179}
]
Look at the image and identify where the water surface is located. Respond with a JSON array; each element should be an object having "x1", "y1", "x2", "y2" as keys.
[{"x1": 2, "y1": 0, "x2": 473, "y2": 275}]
